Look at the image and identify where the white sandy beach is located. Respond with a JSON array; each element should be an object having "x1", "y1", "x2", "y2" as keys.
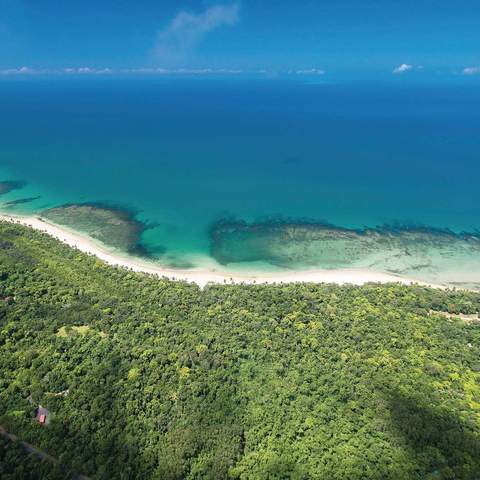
[{"x1": 0, "y1": 213, "x2": 445, "y2": 289}]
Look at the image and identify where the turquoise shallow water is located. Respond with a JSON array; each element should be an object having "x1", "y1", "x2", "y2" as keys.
[{"x1": 1, "y1": 78, "x2": 480, "y2": 284}]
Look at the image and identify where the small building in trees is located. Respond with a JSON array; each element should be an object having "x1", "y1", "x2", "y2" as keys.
[{"x1": 35, "y1": 406, "x2": 49, "y2": 426}]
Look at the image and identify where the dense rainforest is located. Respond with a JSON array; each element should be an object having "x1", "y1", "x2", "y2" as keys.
[{"x1": 0, "y1": 221, "x2": 480, "y2": 479}]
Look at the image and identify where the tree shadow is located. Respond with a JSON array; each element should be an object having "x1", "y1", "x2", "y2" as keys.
[{"x1": 386, "y1": 388, "x2": 480, "y2": 479}]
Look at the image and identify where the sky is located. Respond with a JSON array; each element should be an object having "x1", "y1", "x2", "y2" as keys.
[{"x1": 0, "y1": 0, "x2": 479, "y2": 79}]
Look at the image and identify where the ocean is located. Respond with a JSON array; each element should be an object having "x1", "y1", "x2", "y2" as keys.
[{"x1": 1, "y1": 78, "x2": 480, "y2": 286}]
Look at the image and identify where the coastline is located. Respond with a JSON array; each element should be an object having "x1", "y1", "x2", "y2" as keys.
[{"x1": 0, "y1": 213, "x2": 446, "y2": 289}]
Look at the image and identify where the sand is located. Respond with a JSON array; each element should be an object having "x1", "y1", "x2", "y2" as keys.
[{"x1": 0, "y1": 213, "x2": 445, "y2": 289}]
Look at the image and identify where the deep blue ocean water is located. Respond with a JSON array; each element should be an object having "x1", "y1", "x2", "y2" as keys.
[{"x1": 1, "y1": 78, "x2": 480, "y2": 277}]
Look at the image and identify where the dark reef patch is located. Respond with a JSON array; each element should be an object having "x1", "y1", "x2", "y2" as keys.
[
  {"x1": 209, "y1": 216, "x2": 480, "y2": 272},
  {"x1": 163, "y1": 258, "x2": 196, "y2": 269},
  {"x1": 0, "y1": 180, "x2": 27, "y2": 196},
  {"x1": 41, "y1": 202, "x2": 154, "y2": 255},
  {"x1": 144, "y1": 244, "x2": 168, "y2": 257},
  {"x1": 3, "y1": 196, "x2": 41, "y2": 207}
]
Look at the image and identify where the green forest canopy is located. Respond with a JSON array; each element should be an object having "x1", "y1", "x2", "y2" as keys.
[{"x1": 0, "y1": 221, "x2": 479, "y2": 479}]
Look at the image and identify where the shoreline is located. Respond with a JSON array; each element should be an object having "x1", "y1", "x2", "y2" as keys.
[{"x1": 0, "y1": 213, "x2": 447, "y2": 289}]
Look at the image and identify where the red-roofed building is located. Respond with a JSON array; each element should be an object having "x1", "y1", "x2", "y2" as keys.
[{"x1": 35, "y1": 406, "x2": 49, "y2": 426}]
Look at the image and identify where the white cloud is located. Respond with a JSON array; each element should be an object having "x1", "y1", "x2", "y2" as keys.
[
  {"x1": 0, "y1": 66, "x2": 244, "y2": 77},
  {"x1": 154, "y1": 4, "x2": 239, "y2": 64},
  {"x1": 122, "y1": 67, "x2": 159, "y2": 74},
  {"x1": 0, "y1": 66, "x2": 114, "y2": 76},
  {"x1": 392, "y1": 64, "x2": 424, "y2": 74},
  {"x1": 175, "y1": 67, "x2": 242, "y2": 74},
  {"x1": 122, "y1": 67, "x2": 242, "y2": 75},
  {"x1": 393, "y1": 63, "x2": 413, "y2": 74},
  {"x1": 63, "y1": 67, "x2": 112, "y2": 74},
  {"x1": 295, "y1": 68, "x2": 325, "y2": 75},
  {"x1": 96, "y1": 68, "x2": 113, "y2": 74},
  {"x1": 0, "y1": 66, "x2": 36, "y2": 75},
  {"x1": 463, "y1": 66, "x2": 480, "y2": 75}
]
